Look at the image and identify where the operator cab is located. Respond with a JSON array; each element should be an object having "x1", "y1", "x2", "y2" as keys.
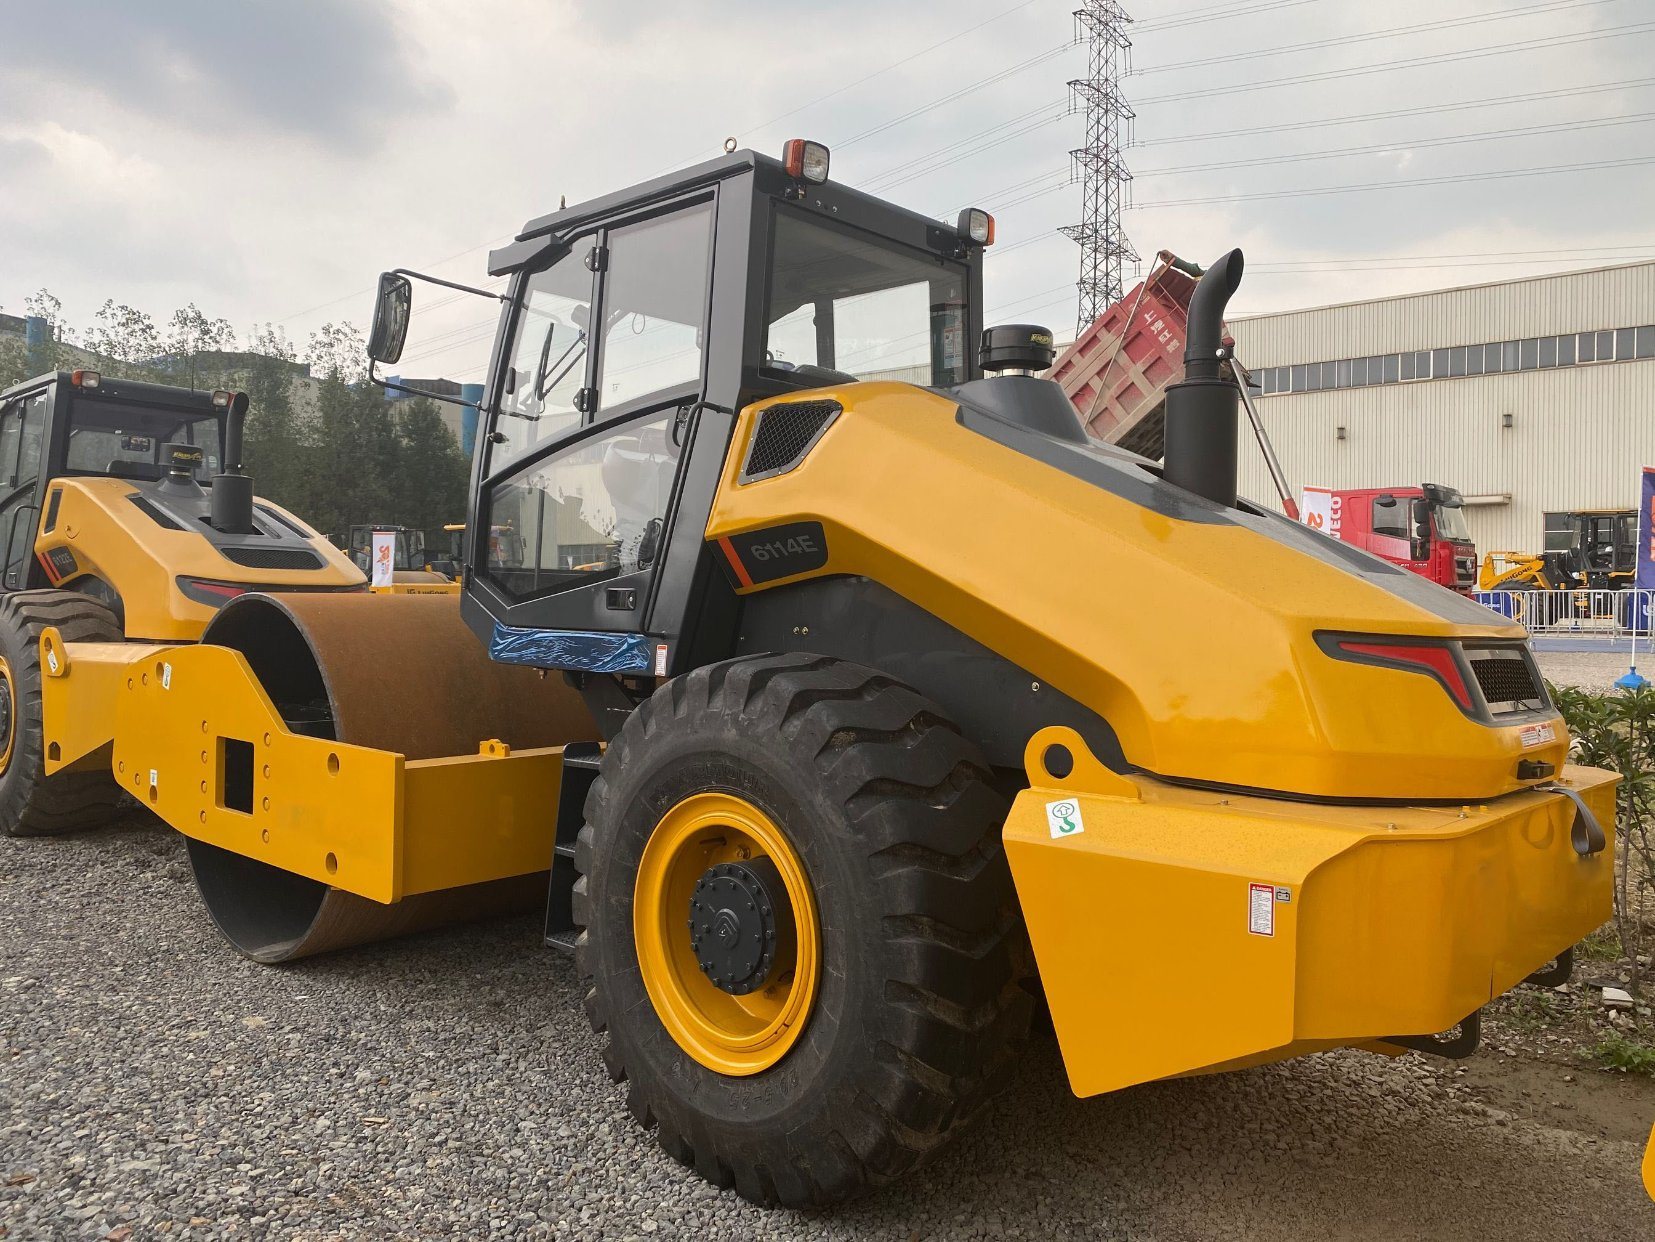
[{"x1": 367, "y1": 141, "x2": 990, "y2": 675}]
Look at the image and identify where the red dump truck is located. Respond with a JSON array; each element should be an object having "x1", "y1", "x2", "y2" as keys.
[{"x1": 1299, "y1": 484, "x2": 1478, "y2": 593}]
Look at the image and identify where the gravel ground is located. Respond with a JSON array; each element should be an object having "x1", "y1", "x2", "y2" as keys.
[
  {"x1": 4, "y1": 818, "x2": 1654, "y2": 1241},
  {"x1": 1534, "y1": 649, "x2": 1647, "y2": 694}
]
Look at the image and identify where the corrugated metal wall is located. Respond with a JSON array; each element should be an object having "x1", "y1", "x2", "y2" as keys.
[
  {"x1": 1234, "y1": 358, "x2": 1655, "y2": 550},
  {"x1": 1229, "y1": 262, "x2": 1655, "y2": 552},
  {"x1": 1232, "y1": 261, "x2": 1655, "y2": 360}
]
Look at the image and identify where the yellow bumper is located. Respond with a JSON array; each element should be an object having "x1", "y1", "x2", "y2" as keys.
[
  {"x1": 41, "y1": 633, "x2": 564, "y2": 904},
  {"x1": 1005, "y1": 727, "x2": 1617, "y2": 1098}
]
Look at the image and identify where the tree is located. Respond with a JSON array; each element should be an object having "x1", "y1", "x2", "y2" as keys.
[
  {"x1": 164, "y1": 304, "x2": 237, "y2": 390},
  {"x1": 390, "y1": 398, "x2": 469, "y2": 533},
  {"x1": 241, "y1": 325, "x2": 313, "y2": 516}
]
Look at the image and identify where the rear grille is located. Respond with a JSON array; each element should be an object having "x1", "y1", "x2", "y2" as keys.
[
  {"x1": 1469, "y1": 650, "x2": 1542, "y2": 705},
  {"x1": 129, "y1": 494, "x2": 184, "y2": 530},
  {"x1": 740, "y1": 400, "x2": 840, "y2": 481},
  {"x1": 220, "y1": 546, "x2": 323, "y2": 571}
]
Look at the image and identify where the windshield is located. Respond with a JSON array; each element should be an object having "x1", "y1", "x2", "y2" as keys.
[
  {"x1": 347, "y1": 527, "x2": 425, "y2": 572},
  {"x1": 1433, "y1": 501, "x2": 1471, "y2": 542},
  {"x1": 65, "y1": 397, "x2": 222, "y2": 483},
  {"x1": 764, "y1": 208, "x2": 970, "y2": 387}
]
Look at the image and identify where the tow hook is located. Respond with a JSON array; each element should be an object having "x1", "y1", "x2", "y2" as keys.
[
  {"x1": 1524, "y1": 947, "x2": 1574, "y2": 988},
  {"x1": 1535, "y1": 782, "x2": 1608, "y2": 857},
  {"x1": 1386, "y1": 1010, "x2": 1481, "y2": 1059}
]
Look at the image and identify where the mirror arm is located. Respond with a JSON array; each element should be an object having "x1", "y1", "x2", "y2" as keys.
[
  {"x1": 389, "y1": 267, "x2": 508, "y2": 302},
  {"x1": 368, "y1": 358, "x2": 484, "y2": 409}
]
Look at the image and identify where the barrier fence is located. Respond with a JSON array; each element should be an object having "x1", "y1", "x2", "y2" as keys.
[{"x1": 1473, "y1": 587, "x2": 1654, "y2": 641}]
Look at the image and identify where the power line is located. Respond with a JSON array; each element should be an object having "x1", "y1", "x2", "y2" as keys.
[
  {"x1": 1133, "y1": 19, "x2": 1655, "y2": 107},
  {"x1": 1134, "y1": 0, "x2": 1316, "y2": 34},
  {"x1": 1142, "y1": 77, "x2": 1655, "y2": 146},
  {"x1": 1136, "y1": 112, "x2": 1655, "y2": 177},
  {"x1": 1129, "y1": 152, "x2": 1655, "y2": 209},
  {"x1": 1129, "y1": 0, "x2": 1624, "y2": 77}
]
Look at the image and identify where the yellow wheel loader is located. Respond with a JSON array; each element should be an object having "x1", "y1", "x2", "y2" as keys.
[{"x1": 18, "y1": 142, "x2": 1616, "y2": 1209}]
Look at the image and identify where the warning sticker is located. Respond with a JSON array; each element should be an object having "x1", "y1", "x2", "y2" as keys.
[
  {"x1": 1248, "y1": 883, "x2": 1275, "y2": 937},
  {"x1": 1045, "y1": 799, "x2": 1084, "y2": 840},
  {"x1": 1519, "y1": 722, "x2": 1556, "y2": 748},
  {"x1": 654, "y1": 644, "x2": 669, "y2": 677}
]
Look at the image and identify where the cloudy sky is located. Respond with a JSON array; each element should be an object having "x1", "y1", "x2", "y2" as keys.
[{"x1": 3, "y1": 0, "x2": 1652, "y2": 377}]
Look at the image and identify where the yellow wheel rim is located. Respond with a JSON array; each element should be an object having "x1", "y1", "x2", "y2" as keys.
[
  {"x1": 634, "y1": 791, "x2": 819, "y2": 1076},
  {"x1": 0, "y1": 656, "x2": 15, "y2": 777}
]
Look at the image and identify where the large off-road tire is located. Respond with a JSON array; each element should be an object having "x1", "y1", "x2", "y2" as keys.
[
  {"x1": 573, "y1": 653, "x2": 1033, "y2": 1207},
  {"x1": 0, "y1": 590, "x2": 124, "y2": 837}
]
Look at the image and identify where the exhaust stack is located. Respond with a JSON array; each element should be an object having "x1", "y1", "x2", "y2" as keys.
[
  {"x1": 1161, "y1": 249, "x2": 1244, "y2": 507},
  {"x1": 211, "y1": 390, "x2": 255, "y2": 535}
]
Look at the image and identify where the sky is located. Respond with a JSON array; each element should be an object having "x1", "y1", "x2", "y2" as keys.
[{"x1": 3, "y1": 0, "x2": 1653, "y2": 378}]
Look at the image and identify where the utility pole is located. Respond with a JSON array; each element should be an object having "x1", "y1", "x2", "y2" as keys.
[{"x1": 1061, "y1": 1, "x2": 1137, "y2": 334}]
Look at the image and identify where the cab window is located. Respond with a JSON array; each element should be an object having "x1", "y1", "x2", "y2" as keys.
[
  {"x1": 593, "y1": 203, "x2": 713, "y2": 414},
  {"x1": 494, "y1": 243, "x2": 597, "y2": 467}
]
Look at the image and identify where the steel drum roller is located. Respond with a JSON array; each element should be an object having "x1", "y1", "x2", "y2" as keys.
[{"x1": 184, "y1": 591, "x2": 599, "y2": 962}]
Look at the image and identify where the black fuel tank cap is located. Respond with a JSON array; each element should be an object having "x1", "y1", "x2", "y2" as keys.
[{"x1": 980, "y1": 324, "x2": 1056, "y2": 373}]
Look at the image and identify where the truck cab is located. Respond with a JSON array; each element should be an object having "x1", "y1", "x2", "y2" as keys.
[{"x1": 1312, "y1": 483, "x2": 1476, "y2": 593}]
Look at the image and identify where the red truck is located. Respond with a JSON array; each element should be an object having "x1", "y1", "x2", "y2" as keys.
[{"x1": 1299, "y1": 483, "x2": 1477, "y2": 593}]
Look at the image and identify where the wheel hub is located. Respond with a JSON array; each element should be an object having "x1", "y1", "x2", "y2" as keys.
[
  {"x1": 0, "y1": 658, "x2": 14, "y2": 777},
  {"x1": 688, "y1": 858, "x2": 790, "y2": 995}
]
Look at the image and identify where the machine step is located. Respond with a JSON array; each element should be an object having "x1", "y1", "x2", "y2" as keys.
[{"x1": 546, "y1": 928, "x2": 580, "y2": 953}]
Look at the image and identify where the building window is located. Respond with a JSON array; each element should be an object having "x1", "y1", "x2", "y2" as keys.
[
  {"x1": 1616, "y1": 327, "x2": 1636, "y2": 359},
  {"x1": 1431, "y1": 348, "x2": 1449, "y2": 378},
  {"x1": 1639, "y1": 326, "x2": 1655, "y2": 358},
  {"x1": 1538, "y1": 336, "x2": 1558, "y2": 368},
  {"x1": 1598, "y1": 329, "x2": 1615, "y2": 360},
  {"x1": 1557, "y1": 333, "x2": 1575, "y2": 366},
  {"x1": 1400, "y1": 351, "x2": 1416, "y2": 381},
  {"x1": 1578, "y1": 331, "x2": 1596, "y2": 362},
  {"x1": 1448, "y1": 346, "x2": 1467, "y2": 377},
  {"x1": 1466, "y1": 344, "x2": 1484, "y2": 375},
  {"x1": 1292, "y1": 363, "x2": 1307, "y2": 392},
  {"x1": 1336, "y1": 358, "x2": 1352, "y2": 389},
  {"x1": 1383, "y1": 353, "x2": 1400, "y2": 383},
  {"x1": 1321, "y1": 361, "x2": 1338, "y2": 389},
  {"x1": 1519, "y1": 339, "x2": 1539, "y2": 369}
]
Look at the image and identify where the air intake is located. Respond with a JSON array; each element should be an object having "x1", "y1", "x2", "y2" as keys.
[
  {"x1": 740, "y1": 400, "x2": 841, "y2": 482},
  {"x1": 220, "y1": 547, "x2": 324, "y2": 571},
  {"x1": 1467, "y1": 647, "x2": 1544, "y2": 709}
]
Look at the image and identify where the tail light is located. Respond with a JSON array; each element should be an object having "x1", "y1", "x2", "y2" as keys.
[{"x1": 1325, "y1": 636, "x2": 1474, "y2": 712}]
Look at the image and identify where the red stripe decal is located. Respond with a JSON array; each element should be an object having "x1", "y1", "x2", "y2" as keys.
[
  {"x1": 718, "y1": 536, "x2": 754, "y2": 589},
  {"x1": 36, "y1": 551, "x2": 59, "y2": 585}
]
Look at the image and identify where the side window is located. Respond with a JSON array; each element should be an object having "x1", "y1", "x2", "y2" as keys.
[
  {"x1": 16, "y1": 394, "x2": 46, "y2": 485},
  {"x1": 492, "y1": 244, "x2": 598, "y2": 468},
  {"x1": 486, "y1": 409, "x2": 680, "y2": 601},
  {"x1": 0, "y1": 400, "x2": 21, "y2": 488},
  {"x1": 594, "y1": 203, "x2": 712, "y2": 414},
  {"x1": 1542, "y1": 511, "x2": 1573, "y2": 553},
  {"x1": 1372, "y1": 498, "x2": 1408, "y2": 539}
]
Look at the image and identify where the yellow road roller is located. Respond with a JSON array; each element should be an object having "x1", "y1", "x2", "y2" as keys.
[{"x1": 15, "y1": 142, "x2": 1616, "y2": 1208}]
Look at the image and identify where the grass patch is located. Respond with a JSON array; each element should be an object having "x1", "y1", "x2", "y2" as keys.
[
  {"x1": 1577, "y1": 926, "x2": 1622, "y2": 963},
  {"x1": 1501, "y1": 989, "x2": 1564, "y2": 1032},
  {"x1": 1591, "y1": 1031, "x2": 1655, "y2": 1075}
]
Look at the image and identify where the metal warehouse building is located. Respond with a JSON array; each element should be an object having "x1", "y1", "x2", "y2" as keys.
[{"x1": 1229, "y1": 260, "x2": 1655, "y2": 553}]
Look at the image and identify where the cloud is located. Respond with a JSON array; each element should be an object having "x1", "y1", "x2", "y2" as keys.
[{"x1": 0, "y1": 0, "x2": 449, "y2": 152}]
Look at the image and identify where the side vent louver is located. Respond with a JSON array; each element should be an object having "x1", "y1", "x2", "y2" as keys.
[
  {"x1": 740, "y1": 400, "x2": 841, "y2": 483},
  {"x1": 128, "y1": 494, "x2": 185, "y2": 530}
]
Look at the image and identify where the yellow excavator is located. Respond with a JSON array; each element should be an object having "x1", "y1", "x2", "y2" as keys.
[{"x1": 8, "y1": 142, "x2": 1616, "y2": 1208}]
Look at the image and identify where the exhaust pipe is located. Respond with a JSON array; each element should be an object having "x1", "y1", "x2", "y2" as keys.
[
  {"x1": 1162, "y1": 248, "x2": 1244, "y2": 507},
  {"x1": 211, "y1": 390, "x2": 255, "y2": 535}
]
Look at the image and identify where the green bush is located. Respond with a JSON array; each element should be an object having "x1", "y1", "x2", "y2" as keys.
[{"x1": 1552, "y1": 683, "x2": 1655, "y2": 980}]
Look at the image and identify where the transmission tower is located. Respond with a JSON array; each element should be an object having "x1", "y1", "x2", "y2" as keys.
[{"x1": 1061, "y1": 1, "x2": 1137, "y2": 333}]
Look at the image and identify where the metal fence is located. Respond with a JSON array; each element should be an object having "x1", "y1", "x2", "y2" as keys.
[{"x1": 1473, "y1": 587, "x2": 1654, "y2": 640}]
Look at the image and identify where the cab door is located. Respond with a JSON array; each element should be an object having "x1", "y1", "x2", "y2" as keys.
[
  {"x1": 468, "y1": 194, "x2": 717, "y2": 675},
  {"x1": 0, "y1": 390, "x2": 49, "y2": 590}
]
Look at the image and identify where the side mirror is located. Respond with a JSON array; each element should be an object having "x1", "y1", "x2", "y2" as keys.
[
  {"x1": 1374, "y1": 494, "x2": 1399, "y2": 509},
  {"x1": 368, "y1": 272, "x2": 412, "y2": 365}
]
